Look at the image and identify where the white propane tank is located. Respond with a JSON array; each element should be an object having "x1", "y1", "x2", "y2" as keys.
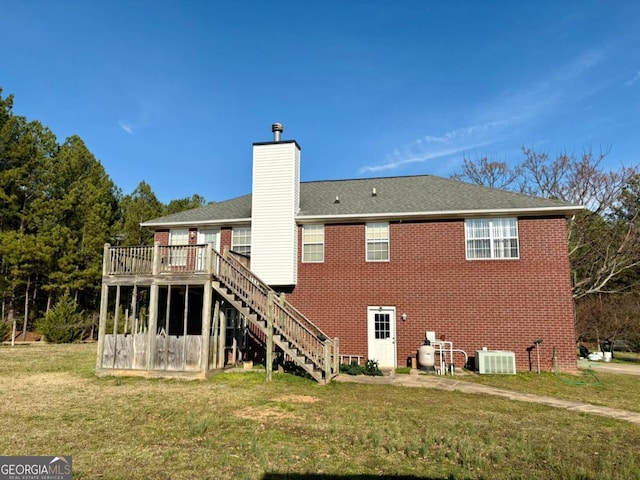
[{"x1": 417, "y1": 344, "x2": 435, "y2": 370}]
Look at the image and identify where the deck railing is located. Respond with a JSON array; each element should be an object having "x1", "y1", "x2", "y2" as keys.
[
  {"x1": 102, "y1": 243, "x2": 339, "y2": 381},
  {"x1": 105, "y1": 245, "x2": 154, "y2": 275},
  {"x1": 104, "y1": 244, "x2": 214, "y2": 276}
]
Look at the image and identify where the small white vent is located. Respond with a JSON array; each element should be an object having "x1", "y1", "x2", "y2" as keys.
[{"x1": 475, "y1": 350, "x2": 516, "y2": 374}]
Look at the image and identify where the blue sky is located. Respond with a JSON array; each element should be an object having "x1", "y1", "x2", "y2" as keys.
[{"x1": 1, "y1": 1, "x2": 639, "y2": 203}]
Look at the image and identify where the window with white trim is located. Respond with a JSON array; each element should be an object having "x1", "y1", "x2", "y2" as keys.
[
  {"x1": 302, "y1": 224, "x2": 324, "y2": 262},
  {"x1": 231, "y1": 227, "x2": 251, "y2": 256},
  {"x1": 169, "y1": 229, "x2": 189, "y2": 266},
  {"x1": 465, "y1": 218, "x2": 519, "y2": 260},
  {"x1": 366, "y1": 222, "x2": 390, "y2": 262}
]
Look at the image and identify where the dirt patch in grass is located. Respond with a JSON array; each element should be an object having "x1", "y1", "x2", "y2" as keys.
[
  {"x1": 234, "y1": 406, "x2": 298, "y2": 421},
  {"x1": 274, "y1": 394, "x2": 319, "y2": 403},
  {"x1": 17, "y1": 372, "x2": 75, "y2": 386}
]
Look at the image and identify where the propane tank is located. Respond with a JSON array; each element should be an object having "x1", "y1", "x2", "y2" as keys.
[{"x1": 417, "y1": 344, "x2": 435, "y2": 370}]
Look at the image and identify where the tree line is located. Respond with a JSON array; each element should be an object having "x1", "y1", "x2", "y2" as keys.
[
  {"x1": 453, "y1": 149, "x2": 640, "y2": 350},
  {"x1": 0, "y1": 88, "x2": 205, "y2": 341}
]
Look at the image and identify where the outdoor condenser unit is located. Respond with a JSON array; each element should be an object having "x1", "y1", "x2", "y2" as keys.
[{"x1": 475, "y1": 350, "x2": 516, "y2": 374}]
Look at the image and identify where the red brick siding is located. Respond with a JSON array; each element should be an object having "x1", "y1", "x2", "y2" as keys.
[
  {"x1": 287, "y1": 217, "x2": 577, "y2": 372},
  {"x1": 153, "y1": 229, "x2": 201, "y2": 245},
  {"x1": 221, "y1": 228, "x2": 232, "y2": 251},
  {"x1": 155, "y1": 230, "x2": 169, "y2": 245}
]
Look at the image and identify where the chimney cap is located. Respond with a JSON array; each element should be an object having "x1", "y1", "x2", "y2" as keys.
[{"x1": 272, "y1": 123, "x2": 283, "y2": 142}]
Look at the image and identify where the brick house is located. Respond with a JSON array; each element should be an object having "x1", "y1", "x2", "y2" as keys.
[{"x1": 131, "y1": 124, "x2": 581, "y2": 374}]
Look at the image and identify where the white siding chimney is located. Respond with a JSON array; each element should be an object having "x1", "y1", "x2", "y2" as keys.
[{"x1": 251, "y1": 125, "x2": 300, "y2": 285}]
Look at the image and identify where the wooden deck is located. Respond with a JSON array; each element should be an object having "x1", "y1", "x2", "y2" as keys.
[{"x1": 96, "y1": 243, "x2": 339, "y2": 383}]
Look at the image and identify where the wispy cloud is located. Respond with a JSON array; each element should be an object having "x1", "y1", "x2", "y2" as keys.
[
  {"x1": 625, "y1": 70, "x2": 640, "y2": 86},
  {"x1": 568, "y1": 49, "x2": 607, "y2": 76},
  {"x1": 117, "y1": 96, "x2": 162, "y2": 136},
  {"x1": 360, "y1": 122, "x2": 505, "y2": 173},
  {"x1": 361, "y1": 48, "x2": 608, "y2": 174},
  {"x1": 118, "y1": 121, "x2": 134, "y2": 135}
]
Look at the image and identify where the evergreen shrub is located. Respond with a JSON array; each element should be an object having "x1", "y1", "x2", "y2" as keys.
[{"x1": 36, "y1": 295, "x2": 84, "y2": 343}]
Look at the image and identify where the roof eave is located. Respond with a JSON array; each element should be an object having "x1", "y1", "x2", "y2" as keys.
[
  {"x1": 141, "y1": 217, "x2": 251, "y2": 229},
  {"x1": 141, "y1": 205, "x2": 583, "y2": 229},
  {"x1": 295, "y1": 205, "x2": 584, "y2": 223}
]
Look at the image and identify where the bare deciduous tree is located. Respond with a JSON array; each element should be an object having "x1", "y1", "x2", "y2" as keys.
[
  {"x1": 453, "y1": 147, "x2": 639, "y2": 299},
  {"x1": 452, "y1": 155, "x2": 522, "y2": 191}
]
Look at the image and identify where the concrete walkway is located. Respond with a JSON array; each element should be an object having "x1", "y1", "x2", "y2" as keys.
[{"x1": 335, "y1": 370, "x2": 640, "y2": 425}]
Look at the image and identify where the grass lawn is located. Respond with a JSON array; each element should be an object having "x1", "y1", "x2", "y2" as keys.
[{"x1": 0, "y1": 344, "x2": 639, "y2": 480}]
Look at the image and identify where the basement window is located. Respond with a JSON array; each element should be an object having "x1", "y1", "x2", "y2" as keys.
[
  {"x1": 302, "y1": 224, "x2": 324, "y2": 262},
  {"x1": 465, "y1": 218, "x2": 519, "y2": 260}
]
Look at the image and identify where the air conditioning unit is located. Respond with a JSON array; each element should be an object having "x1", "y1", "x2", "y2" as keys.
[{"x1": 475, "y1": 350, "x2": 516, "y2": 374}]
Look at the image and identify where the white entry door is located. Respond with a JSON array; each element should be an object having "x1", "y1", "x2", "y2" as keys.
[
  {"x1": 196, "y1": 229, "x2": 220, "y2": 271},
  {"x1": 367, "y1": 306, "x2": 396, "y2": 368},
  {"x1": 197, "y1": 229, "x2": 220, "y2": 250}
]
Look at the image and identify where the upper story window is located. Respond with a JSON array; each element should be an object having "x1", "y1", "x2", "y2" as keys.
[
  {"x1": 231, "y1": 226, "x2": 251, "y2": 256},
  {"x1": 465, "y1": 218, "x2": 519, "y2": 260},
  {"x1": 366, "y1": 222, "x2": 389, "y2": 262},
  {"x1": 302, "y1": 224, "x2": 324, "y2": 263}
]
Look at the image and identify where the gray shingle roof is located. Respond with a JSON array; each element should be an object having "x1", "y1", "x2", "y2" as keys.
[
  {"x1": 143, "y1": 194, "x2": 252, "y2": 226},
  {"x1": 142, "y1": 174, "x2": 581, "y2": 227}
]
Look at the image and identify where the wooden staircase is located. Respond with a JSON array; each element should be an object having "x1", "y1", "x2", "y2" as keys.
[{"x1": 212, "y1": 249, "x2": 339, "y2": 384}]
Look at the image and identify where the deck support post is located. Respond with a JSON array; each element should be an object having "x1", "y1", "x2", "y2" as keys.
[
  {"x1": 164, "y1": 285, "x2": 172, "y2": 370},
  {"x1": 266, "y1": 292, "x2": 275, "y2": 382},
  {"x1": 146, "y1": 283, "x2": 159, "y2": 371},
  {"x1": 131, "y1": 285, "x2": 138, "y2": 334},
  {"x1": 96, "y1": 283, "x2": 109, "y2": 369},
  {"x1": 218, "y1": 308, "x2": 226, "y2": 368},
  {"x1": 112, "y1": 285, "x2": 121, "y2": 368},
  {"x1": 182, "y1": 285, "x2": 189, "y2": 369},
  {"x1": 231, "y1": 313, "x2": 237, "y2": 366},
  {"x1": 211, "y1": 299, "x2": 220, "y2": 368},
  {"x1": 201, "y1": 282, "x2": 213, "y2": 374}
]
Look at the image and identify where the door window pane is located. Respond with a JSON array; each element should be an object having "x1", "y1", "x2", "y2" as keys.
[{"x1": 374, "y1": 313, "x2": 390, "y2": 339}]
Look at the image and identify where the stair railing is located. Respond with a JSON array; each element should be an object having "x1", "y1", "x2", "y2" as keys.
[{"x1": 215, "y1": 247, "x2": 338, "y2": 380}]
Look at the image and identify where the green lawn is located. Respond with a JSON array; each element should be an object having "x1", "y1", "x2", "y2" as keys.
[{"x1": 1, "y1": 343, "x2": 639, "y2": 480}]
